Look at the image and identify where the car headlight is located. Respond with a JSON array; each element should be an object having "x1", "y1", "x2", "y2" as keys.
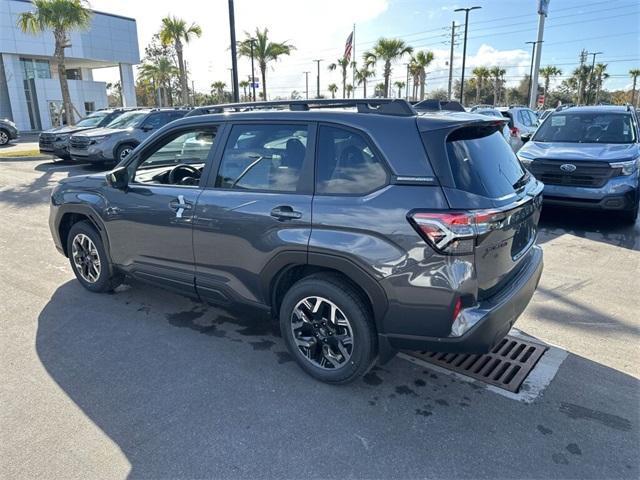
[
  {"x1": 90, "y1": 135, "x2": 108, "y2": 144},
  {"x1": 610, "y1": 158, "x2": 639, "y2": 176},
  {"x1": 517, "y1": 152, "x2": 534, "y2": 167}
]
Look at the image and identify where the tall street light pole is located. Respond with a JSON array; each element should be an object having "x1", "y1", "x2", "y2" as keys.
[
  {"x1": 528, "y1": 0, "x2": 550, "y2": 108},
  {"x1": 587, "y1": 51, "x2": 603, "y2": 105},
  {"x1": 227, "y1": 0, "x2": 239, "y2": 102},
  {"x1": 314, "y1": 59, "x2": 323, "y2": 98},
  {"x1": 454, "y1": 6, "x2": 481, "y2": 105},
  {"x1": 405, "y1": 63, "x2": 410, "y2": 100},
  {"x1": 303, "y1": 71, "x2": 310, "y2": 99},
  {"x1": 447, "y1": 21, "x2": 458, "y2": 100},
  {"x1": 526, "y1": 41, "x2": 542, "y2": 106}
]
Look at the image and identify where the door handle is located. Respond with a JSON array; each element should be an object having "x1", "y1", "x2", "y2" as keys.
[
  {"x1": 169, "y1": 195, "x2": 193, "y2": 218},
  {"x1": 270, "y1": 205, "x2": 302, "y2": 220}
]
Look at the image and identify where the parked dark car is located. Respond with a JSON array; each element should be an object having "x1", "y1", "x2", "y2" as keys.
[
  {"x1": 50, "y1": 99, "x2": 544, "y2": 384},
  {"x1": 69, "y1": 108, "x2": 188, "y2": 165},
  {"x1": 39, "y1": 108, "x2": 135, "y2": 160},
  {"x1": 0, "y1": 118, "x2": 19, "y2": 146},
  {"x1": 518, "y1": 105, "x2": 639, "y2": 223}
]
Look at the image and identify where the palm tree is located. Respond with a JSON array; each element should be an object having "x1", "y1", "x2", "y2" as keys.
[
  {"x1": 328, "y1": 83, "x2": 338, "y2": 98},
  {"x1": 139, "y1": 58, "x2": 178, "y2": 106},
  {"x1": 629, "y1": 69, "x2": 640, "y2": 107},
  {"x1": 394, "y1": 81, "x2": 406, "y2": 99},
  {"x1": 211, "y1": 81, "x2": 226, "y2": 103},
  {"x1": 238, "y1": 28, "x2": 295, "y2": 101},
  {"x1": 539, "y1": 65, "x2": 562, "y2": 107},
  {"x1": 345, "y1": 84, "x2": 354, "y2": 99},
  {"x1": 17, "y1": 0, "x2": 92, "y2": 125},
  {"x1": 490, "y1": 66, "x2": 506, "y2": 106},
  {"x1": 374, "y1": 82, "x2": 386, "y2": 97},
  {"x1": 159, "y1": 16, "x2": 202, "y2": 106},
  {"x1": 592, "y1": 63, "x2": 609, "y2": 105},
  {"x1": 571, "y1": 65, "x2": 591, "y2": 104},
  {"x1": 355, "y1": 64, "x2": 375, "y2": 98},
  {"x1": 328, "y1": 57, "x2": 351, "y2": 98},
  {"x1": 410, "y1": 50, "x2": 434, "y2": 100},
  {"x1": 239, "y1": 80, "x2": 251, "y2": 101},
  {"x1": 364, "y1": 38, "x2": 413, "y2": 97},
  {"x1": 472, "y1": 66, "x2": 490, "y2": 104}
]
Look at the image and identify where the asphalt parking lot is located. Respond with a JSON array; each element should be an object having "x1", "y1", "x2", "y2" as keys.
[{"x1": 1, "y1": 156, "x2": 639, "y2": 479}]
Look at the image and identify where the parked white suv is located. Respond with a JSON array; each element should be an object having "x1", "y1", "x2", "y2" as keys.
[{"x1": 499, "y1": 106, "x2": 539, "y2": 151}]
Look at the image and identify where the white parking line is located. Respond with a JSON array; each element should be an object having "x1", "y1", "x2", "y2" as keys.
[{"x1": 398, "y1": 329, "x2": 568, "y2": 403}]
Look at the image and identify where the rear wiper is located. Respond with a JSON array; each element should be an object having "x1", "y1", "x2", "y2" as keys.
[{"x1": 512, "y1": 172, "x2": 529, "y2": 190}]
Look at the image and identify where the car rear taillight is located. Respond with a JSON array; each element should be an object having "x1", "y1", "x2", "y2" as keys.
[
  {"x1": 510, "y1": 126, "x2": 520, "y2": 137},
  {"x1": 408, "y1": 210, "x2": 506, "y2": 255}
]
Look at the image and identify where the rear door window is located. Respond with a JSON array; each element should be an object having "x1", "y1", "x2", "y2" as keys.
[{"x1": 442, "y1": 124, "x2": 526, "y2": 198}]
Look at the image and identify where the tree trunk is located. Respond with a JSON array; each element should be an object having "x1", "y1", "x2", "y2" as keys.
[
  {"x1": 419, "y1": 71, "x2": 425, "y2": 100},
  {"x1": 342, "y1": 66, "x2": 346, "y2": 98},
  {"x1": 363, "y1": 80, "x2": 367, "y2": 98},
  {"x1": 384, "y1": 61, "x2": 391, "y2": 97},
  {"x1": 260, "y1": 62, "x2": 267, "y2": 101},
  {"x1": 632, "y1": 78, "x2": 637, "y2": 106},
  {"x1": 543, "y1": 77, "x2": 550, "y2": 108},
  {"x1": 175, "y1": 40, "x2": 188, "y2": 106},
  {"x1": 54, "y1": 30, "x2": 74, "y2": 125}
]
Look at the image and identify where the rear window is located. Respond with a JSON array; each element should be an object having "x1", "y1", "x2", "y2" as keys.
[{"x1": 444, "y1": 125, "x2": 526, "y2": 198}]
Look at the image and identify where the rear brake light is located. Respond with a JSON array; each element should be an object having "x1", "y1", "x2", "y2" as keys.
[
  {"x1": 510, "y1": 127, "x2": 520, "y2": 137},
  {"x1": 408, "y1": 210, "x2": 506, "y2": 255}
]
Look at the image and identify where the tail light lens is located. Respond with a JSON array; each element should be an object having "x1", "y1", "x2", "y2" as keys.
[
  {"x1": 408, "y1": 210, "x2": 506, "y2": 255},
  {"x1": 510, "y1": 127, "x2": 520, "y2": 138}
]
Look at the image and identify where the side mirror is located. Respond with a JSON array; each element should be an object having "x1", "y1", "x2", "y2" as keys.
[
  {"x1": 141, "y1": 125, "x2": 154, "y2": 132},
  {"x1": 106, "y1": 166, "x2": 128, "y2": 190},
  {"x1": 520, "y1": 133, "x2": 532, "y2": 143}
]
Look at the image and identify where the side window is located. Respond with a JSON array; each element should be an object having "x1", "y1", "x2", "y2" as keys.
[
  {"x1": 526, "y1": 110, "x2": 538, "y2": 126},
  {"x1": 315, "y1": 125, "x2": 388, "y2": 195},
  {"x1": 141, "y1": 113, "x2": 165, "y2": 130},
  {"x1": 216, "y1": 124, "x2": 308, "y2": 192},
  {"x1": 131, "y1": 127, "x2": 217, "y2": 186}
]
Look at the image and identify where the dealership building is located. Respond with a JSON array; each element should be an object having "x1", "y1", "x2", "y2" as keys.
[{"x1": 0, "y1": 0, "x2": 139, "y2": 131}]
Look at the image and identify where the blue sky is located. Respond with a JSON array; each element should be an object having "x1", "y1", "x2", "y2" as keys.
[{"x1": 90, "y1": 0, "x2": 639, "y2": 97}]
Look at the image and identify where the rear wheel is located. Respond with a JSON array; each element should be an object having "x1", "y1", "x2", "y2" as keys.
[
  {"x1": 279, "y1": 274, "x2": 377, "y2": 384},
  {"x1": 0, "y1": 129, "x2": 9, "y2": 146},
  {"x1": 67, "y1": 221, "x2": 123, "y2": 293}
]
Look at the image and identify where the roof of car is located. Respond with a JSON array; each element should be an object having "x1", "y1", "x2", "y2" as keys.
[{"x1": 551, "y1": 105, "x2": 632, "y2": 114}]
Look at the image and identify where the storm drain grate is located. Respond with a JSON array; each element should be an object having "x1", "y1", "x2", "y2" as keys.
[{"x1": 406, "y1": 335, "x2": 548, "y2": 393}]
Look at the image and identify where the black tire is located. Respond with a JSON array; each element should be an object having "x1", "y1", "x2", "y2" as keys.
[
  {"x1": 279, "y1": 274, "x2": 377, "y2": 384},
  {"x1": 115, "y1": 144, "x2": 135, "y2": 163},
  {"x1": 620, "y1": 203, "x2": 638, "y2": 225},
  {"x1": 0, "y1": 128, "x2": 9, "y2": 146},
  {"x1": 66, "y1": 221, "x2": 123, "y2": 293}
]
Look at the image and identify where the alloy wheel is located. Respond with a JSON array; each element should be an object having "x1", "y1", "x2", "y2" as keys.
[
  {"x1": 119, "y1": 147, "x2": 132, "y2": 161},
  {"x1": 0, "y1": 131, "x2": 8, "y2": 145},
  {"x1": 290, "y1": 296, "x2": 354, "y2": 369},
  {"x1": 71, "y1": 233, "x2": 101, "y2": 283}
]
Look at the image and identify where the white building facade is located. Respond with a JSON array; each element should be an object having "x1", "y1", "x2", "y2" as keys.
[{"x1": 0, "y1": 0, "x2": 140, "y2": 131}]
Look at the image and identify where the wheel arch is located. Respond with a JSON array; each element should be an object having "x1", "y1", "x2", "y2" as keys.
[
  {"x1": 112, "y1": 140, "x2": 139, "y2": 160},
  {"x1": 56, "y1": 204, "x2": 111, "y2": 260}
]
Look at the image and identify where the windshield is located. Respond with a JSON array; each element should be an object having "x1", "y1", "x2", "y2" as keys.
[
  {"x1": 106, "y1": 111, "x2": 146, "y2": 129},
  {"x1": 533, "y1": 112, "x2": 636, "y2": 144},
  {"x1": 75, "y1": 112, "x2": 109, "y2": 128}
]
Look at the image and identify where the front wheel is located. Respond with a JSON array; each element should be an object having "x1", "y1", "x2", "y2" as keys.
[
  {"x1": 67, "y1": 221, "x2": 123, "y2": 293},
  {"x1": 279, "y1": 274, "x2": 377, "y2": 384},
  {"x1": 0, "y1": 129, "x2": 9, "y2": 146},
  {"x1": 115, "y1": 144, "x2": 135, "y2": 163}
]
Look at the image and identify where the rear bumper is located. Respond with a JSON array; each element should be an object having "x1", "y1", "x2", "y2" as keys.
[{"x1": 382, "y1": 246, "x2": 543, "y2": 354}]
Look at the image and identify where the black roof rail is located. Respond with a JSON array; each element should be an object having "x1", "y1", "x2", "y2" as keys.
[
  {"x1": 185, "y1": 98, "x2": 416, "y2": 117},
  {"x1": 554, "y1": 104, "x2": 574, "y2": 112}
]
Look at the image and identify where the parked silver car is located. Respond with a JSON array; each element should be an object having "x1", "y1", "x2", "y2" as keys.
[{"x1": 499, "y1": 106, "x2": 539, "y2": 151}]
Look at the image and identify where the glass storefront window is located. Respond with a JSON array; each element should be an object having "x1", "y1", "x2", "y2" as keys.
[{"x1": 19, "y1": 58, "x2": 51, "y2": 79}]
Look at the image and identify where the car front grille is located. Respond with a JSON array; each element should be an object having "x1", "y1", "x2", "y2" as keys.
[
  {"x1": 39, "y1": 133, "x2": 55, "y2": 147},
  {"x1": 529, "y1": 159, "x2": 614, "y2": 188},
  {"x1": 69, "y1": 136, "x2": 91, "y2": 149}
]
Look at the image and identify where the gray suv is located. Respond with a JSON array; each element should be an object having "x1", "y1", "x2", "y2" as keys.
[
  {"x1": 69, "y1": 108, "x2": 187, "y2": 165},
  {"x1": 518, "y1": 105, "x2": 639, "y2": 223},
  {"x1": 49, "y1": 99, "x2": 544, "y2": 384}
]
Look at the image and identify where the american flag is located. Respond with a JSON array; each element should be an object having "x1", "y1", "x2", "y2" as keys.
[{"x1": 344, "y1": 32, "x2": 353, "y2": 61}]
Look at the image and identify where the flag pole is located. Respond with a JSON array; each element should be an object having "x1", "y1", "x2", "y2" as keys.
[{"x1": 352, "y1": 23, "x2": 356, "y2": 95}]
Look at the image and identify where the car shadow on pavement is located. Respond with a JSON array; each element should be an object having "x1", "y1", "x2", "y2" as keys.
[
  {"x1": 538, "y1": 205, "x2": 639, "y2": 251},
  {"x1": 33, "y1": 280, "x2": 640, "y2": 479}
]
